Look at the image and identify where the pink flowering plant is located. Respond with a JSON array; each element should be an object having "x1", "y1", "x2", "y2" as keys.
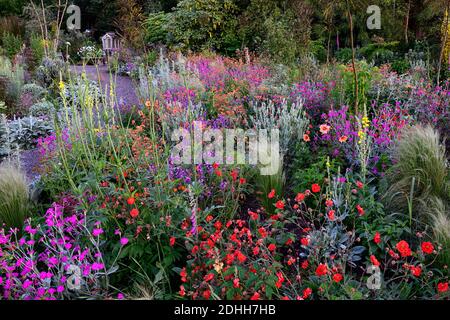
[{"x1": 0, "y1": 198, "x2": 121, "y2": 300}]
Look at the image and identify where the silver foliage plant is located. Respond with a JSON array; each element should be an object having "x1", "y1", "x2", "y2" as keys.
[{"x1": 249, "y1": 99, "x2": 309, "y2": 155}]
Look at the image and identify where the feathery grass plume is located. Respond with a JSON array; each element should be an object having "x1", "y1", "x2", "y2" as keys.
[
  {"x1": 428, "y1": 197, "x2": 450, "y2": 266},
  {"x1": 384, "y1": 125, "x2": 449, "y2": 223},
  {"x1": 0, "y1": 163, "x2": 30, "y2": 230}
]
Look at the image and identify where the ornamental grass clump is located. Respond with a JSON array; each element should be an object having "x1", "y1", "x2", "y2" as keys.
[
  {"x1": 428, "y1": 198, "x2": 450, "y2": 265},
  {"x1": 384, "y1": 125, "x2": 449, "y2": 228},
  {"x1": 0, "y1": 163, "x2": 30, "y2": 230}
]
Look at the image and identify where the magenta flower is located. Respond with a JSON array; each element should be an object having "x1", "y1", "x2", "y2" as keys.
[
  {"x1": 92, "y1": 228, "x2": 104, "y2": 237},
  {"x1": 91, "y1": 262, "x2": 104, "y2": 271},
  {"x1": 120, "y1": 237, "x2": 129, "y2": 246}
]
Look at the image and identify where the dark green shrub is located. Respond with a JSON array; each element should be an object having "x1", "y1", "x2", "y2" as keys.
[
  {"x1": 1, "y1": 32, "x2": 22, "y2": 59},
  {"x1": 335, "y1": 48, "x2": 353, "y2": 63},
  {"x1": 391, "y1": 58, "x2": 410, "y2": 74},
  {"x1": 29, "y1": 33, "x2": 45, "y2": 68},
  {"x1": 144, "y1": 12, "x2": 170, "y2": 44}
]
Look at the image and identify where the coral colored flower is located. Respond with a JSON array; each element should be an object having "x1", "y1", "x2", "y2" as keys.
[
  {"x1": 203, "y1": 289, "x2": 211, "y2": 299},
  {"x1": 437, "y1": 282, "x2": 449, "y2": 293},
  {"x1": 268, "y1": 189, "x2": 275, "y2": 199},
  {"x1": 127, "y1": 197, "x2": 135, "y2": 205},
  {"x1": 130, "y1": 208, "x2": 139, "y2": 218},
  {"x1": 328, "y1": 210, "x2": 335, "y2": 221},
  {"x1": 250, "y1": 292, "x2": 260, "y2": 300},
  {"x1": 236, "y1": 250, "x2": 247, "y2": 263},
  {"x1": 356, "y1": 181, "x2": 364, "y2": 189},
  {"x1": 252, "y1": 246, "x2": 260, "y2": 255},
  {"x1": 248, "y1": 210, "x2": 259, "y2": 220},
  {"x1": 338, "y1": 135, "x2": 348, "y2": 143},
  {"x1": 275, "y1": 200, "x2": 285, "y2": 209},
  {"x1": 169, "y1": 237, "x2": 176, "y2": 247},
  {"x1": 120, "y1": 237, "x2": 129, "y2": 246},
  {"x1": 225, "y1": 253, "x2": 235, "y2": 265},
  {"x1": 319, "y1": 124, "x2": 331, "y2": 135},
  {"x1": 230, "y1": 169, "x2": 238, "y2": 181},
  {"x1": 191, "y1": 245, "x2": 199, "y2": 254},
  {"x1": 295, "y1": 193, "x2": 305, "y2": 202},
  {"x1": 239, "y1": 178, "x2": 246, "y2": 184},
  {"x1": 275, "y1": 272, "x2": 285, "y2": 288},
  {"x1": 204, "y1": 273, "x2": 214, "y2": 282},
  {"x1": 214, "y1": 221, "x2": 222, "y2": 230},
  {"x1": 287, "y1": 257, "x2": 296, "y2": 265},
  {"x1": 325, "y1": 199, "x2": 333, "y2": 207},
  {"x1": 396, "y1": 240, "x2": 412, "y2": 257},
  {"x1": 333, "y1": 273, "x2": 343, "y2": 283},
  {"x1": 268, "y1": 243, "x2": 276, "y2": 252},
  {"x1": 370, "y1": 255, "x2": 380, "y2": 266},
  {"x1": 303, "y1": 134, "x2": 310, "y2": 142},
  {"x1": 301, "y1": 237, "x2": 309, "y2": 246},
  {"x1": 301, "y1": 260, "x2": 309, "y2": 269},
  {"x1": 258, "y1": 227, "x2": 267, "y2": 238},
  {"x1": 303, "y1": 287, "x2": 312, "y2": 299},
  {"x1": 356, "y1": 204, "x2": 365, "y2": 216},
  {"x1": 215, "y1": 170, "x2": 222, "y2": 177},
  {"x1": 315, "y1": 263, "x2": 328, "y2": 276},
  {"x1": 421, "y1": 242, "x2": 434, "y2": 254},
  {"x1": 388, "y1": 249, "x2": 399, "y2": 260},
  {"x1": 179, "y1": 285, "x2": 186, "y2": 297},
  {"x1": 180, "y1": 268, "x2": 187, "y2": 282},
  {"x1": 410, "y1": 266, "x2": 422, "y2": 277},
  {"x1": 233, "y1": 278, "x2": 240, "y2": 288},
  {"x1": 311, "y1": 184, "x2": 321, "y2": 193},
  {"x1": 373, "y1": 232, "x2": 381, "y2": 244}
]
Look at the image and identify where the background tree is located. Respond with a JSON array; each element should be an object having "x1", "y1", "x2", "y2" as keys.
[{"x1": 114, "y1": 0, "x2": 146, "y2": 52}]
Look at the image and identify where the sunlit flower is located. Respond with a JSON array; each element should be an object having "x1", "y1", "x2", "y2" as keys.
[
  {"x1": 303, "y1": 134, "x2": 310, "y2": 142},
  {"x1": 130, "y1": 208, "x2": 139, "y2": 218},
  {"x1": 373, "y1": 232, "x2": 381, "y2": 244},
  {"x1": 319, "y1": 124, "x2": 331, "y2": 135},
  {"x1": 396, "y1": 240, "x2": 412, "y2": 257},
  {"x1": 438, "y1": 282, "x2": 449, "y2": 293},
  {"x1": 421, "y1": 242, "x2": 434, "y2": 254},
  {"x1": 333, "y1": 273, "x2": 343, "y2": 283},
  {"x1": 370, "y1": 255, "x2": 380, "y2": 266},
  {"x1": 315, "y1": 263, "x2": 328, "y2": 276}
]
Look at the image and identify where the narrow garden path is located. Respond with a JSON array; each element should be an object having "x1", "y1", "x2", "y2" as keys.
[
  {"x1": 19, "y1": 66, "x2": 140, "y2": 184},
  {"x1": 70, "y1": 64, "x2": 141, "y2": 108}
]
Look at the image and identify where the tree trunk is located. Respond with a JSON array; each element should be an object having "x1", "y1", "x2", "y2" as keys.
[
  {"x1": 437, "y1": 0, "x2": 450, "y2": 86},
  {"x1": 327, "y1": 27, "x2": 331, "y2": 64},
  {"x1": 404, "y1": 0, "x2": 411, "y2": 44},
  {"x1": 347, "y1": 3, "x2": 358, "y2": 114}
]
